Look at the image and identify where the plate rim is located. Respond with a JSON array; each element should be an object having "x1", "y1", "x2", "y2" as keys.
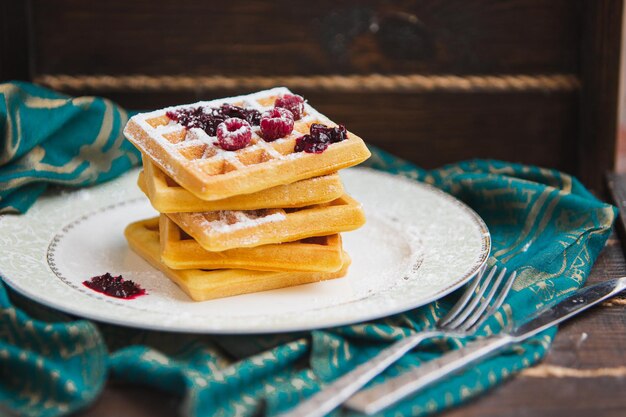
[{"x1": 0, "y1": 167, "x2": 491, "y2": 334}]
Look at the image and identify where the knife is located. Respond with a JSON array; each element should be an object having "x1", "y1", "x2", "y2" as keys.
[{"x1": 345, "y1": 277, "x2": 626, "y2": 415}]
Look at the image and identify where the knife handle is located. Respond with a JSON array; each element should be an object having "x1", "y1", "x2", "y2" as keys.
[{"x1": 345, "y1": 334, "x2": 513, "y2": 415}]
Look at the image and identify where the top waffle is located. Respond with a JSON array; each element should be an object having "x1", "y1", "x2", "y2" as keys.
[{"x1": 123, "y1": 87, "x2": 370, "y2": 201}]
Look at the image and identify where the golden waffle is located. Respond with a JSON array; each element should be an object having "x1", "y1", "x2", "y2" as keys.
[
  {"x1": 138, "y1": 159, "x2": 344, "y2": 212},
  {"x1": 125, "y1": 218, "x2": 350, "y2": 301},
  {"x1": 124, "y1": 87, "x2": 371, "y2": 200},
  {"x1": 166, "y1": 194, "x2": 365, "y2": 252},
  {"x1": 159, "y1": 215, "x2": 344, "y2": 272}
]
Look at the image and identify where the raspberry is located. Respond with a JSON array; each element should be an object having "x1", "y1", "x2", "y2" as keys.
[
  {"x1": 217, "y1": 118, "x2": 252, "y2": 151},
  {"x1": 260, "y1": 108, "x2": 294, "y2": 141},
  {"x1": 275, "y1": 94, "x2": 305, "y2": 120},
  {"x1": 294, "y1": 123, "x2": 349, "y2": 153}
]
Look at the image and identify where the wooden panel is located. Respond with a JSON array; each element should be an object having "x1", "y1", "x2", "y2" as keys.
[
  {"x1": 607, "y1": 173, "x2": 626, "y2": 254},
  {"x1": 100, "y1": 89, "x2": 579, "y2": 174},
  {"x1": 578, "y1": 0, "x2": 623, "y2": 193},
  {"x1": 310, "y1": 92, "x2": 578, "y2": 172},
  {"x1": 29, "y1": 0, "x2": 581, "y2": 76},
  {"x1": 0, "y1": 0, "x2": 30, "y2": 81}
]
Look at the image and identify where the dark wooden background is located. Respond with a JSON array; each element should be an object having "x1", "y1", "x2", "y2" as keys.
[{"x1": 1, "y1": 0, "x2": 623, "y2": 191}]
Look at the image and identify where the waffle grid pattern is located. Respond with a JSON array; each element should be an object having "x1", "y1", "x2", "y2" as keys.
[
  {"x1": 136, "y1": 87, "x2": 331, "y2": 175},
  {"x1": 124, "y1": 87, "x2": 370, "y2": 200}
]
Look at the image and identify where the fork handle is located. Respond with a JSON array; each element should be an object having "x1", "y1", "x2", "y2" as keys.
[
  {"x1": 281, "y1": 330, "x2": 443, "y2": 417},
  {"x1": 345, "y1": 334, "x2": 513, "y2": 415}
]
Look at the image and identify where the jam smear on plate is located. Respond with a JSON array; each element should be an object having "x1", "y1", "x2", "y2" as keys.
[{"x1": 83, "y1": 273, "x2": 146, "y2": 299}]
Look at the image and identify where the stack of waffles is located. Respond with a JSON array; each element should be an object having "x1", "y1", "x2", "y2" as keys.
[{"x1": 123, "y1": 87, "x2": 371, "y2": 301}]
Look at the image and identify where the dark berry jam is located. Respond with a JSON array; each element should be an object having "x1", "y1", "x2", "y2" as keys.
[
  {"x1": 83, "y1": 273, "x2": 146, "y2": 299},
  {"x1": 166, "y1": 107, "x2": 207, "y2": 130},
  {"x1": 294, "y1": 123, "x2": 348, "y2": 153},
  {"x1": 218, "y1": 103, "x2": 261, "y2": 126},
  {"x1": 166, "y1": 104, "x2": 261, "y2": 136}
]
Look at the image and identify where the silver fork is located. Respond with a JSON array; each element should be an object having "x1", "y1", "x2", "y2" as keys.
[{"x1": 282, "y1": 265, "x2": 517, "y2": 417}]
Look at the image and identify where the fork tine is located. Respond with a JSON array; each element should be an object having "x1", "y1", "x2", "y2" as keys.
[
  {"x1": 438, "y1": 265, "x2": 492, "y2": 328},
  {"x1": 466, "y1": 271, "x2": 517, "y2": 333},
  {"x1": 443, "y1": 266, "x2": 501, "y2": 329},
  {"x1": 457, "y1": 267, "x2": 508, "y2": 331}
]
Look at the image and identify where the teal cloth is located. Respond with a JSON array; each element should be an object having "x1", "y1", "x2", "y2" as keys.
[
  {"x1": 0, "y1": 82, "x2": 617, "y2": 417},
  {"x1": 0, "y1": 81, "x2": 139, "y2": 214}
]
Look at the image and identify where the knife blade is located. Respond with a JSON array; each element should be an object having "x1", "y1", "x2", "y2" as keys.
[{"x1": 346, "y1": 277, "x2": 626, "y2": 415}]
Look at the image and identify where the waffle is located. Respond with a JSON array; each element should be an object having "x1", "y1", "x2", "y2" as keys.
[
  {"x1": 159, "y1": 215, "x2": 344, "y2": 272},
  {"x1": 166, "y1": 194, "x2": 365, "y2": 252},
  {"x1": 123, "y1": 87, "x2": 371, "y2": 200},
  {"x1": 138, "y1": 159, "x2": 344, "y2": 212},
  {"x1": 125, "y1": 218, "x2": 350, "y2": 301}
]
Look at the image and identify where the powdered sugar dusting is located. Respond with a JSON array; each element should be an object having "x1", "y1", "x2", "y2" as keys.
[
  {"x1": 181, "y1": 128, "x2": 244, "y2": 167},
  {"x1": 129, "y1": 87, "x2": 340, "y2": 167},
  {"x1": 154, "y1": 123, "x2": 181, "y2": 135},
  {"x1": 185, "y1": 127, "x2": 212, "y2": 144},
  {"x1": 201, "y1": 210, "x2": 286, "y2": 233}
]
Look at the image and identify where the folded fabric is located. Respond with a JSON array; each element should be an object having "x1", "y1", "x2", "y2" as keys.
[
  {"x1": 0, "y1": 83, "x2": 616, "y2": 417},
  {"x1": 0, "y1": 81, "x2": 139, "y2": 214}
]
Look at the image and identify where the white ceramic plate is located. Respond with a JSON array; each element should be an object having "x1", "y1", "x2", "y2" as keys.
[{"x1": 0, "y1": 168, "x2": 490, "y2": 333}]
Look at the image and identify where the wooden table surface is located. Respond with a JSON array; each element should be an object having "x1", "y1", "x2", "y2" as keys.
[{"x1": 73, "y1": 179, "x2": 626, "y2": 417}]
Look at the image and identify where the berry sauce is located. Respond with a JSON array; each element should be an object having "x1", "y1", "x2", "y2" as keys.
[
  {"x1": 166, "y1": 104, "x2": 261, "y2": 136},
  {"x1": 294, "y1": 123, "x2": 348, "y2": 153},
  {"x1": 83, "y1": 273, "x2": 146, "y2": 299},
  {"x1": 218, "y1": 104, "x2": 262, "y2": 125}
]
